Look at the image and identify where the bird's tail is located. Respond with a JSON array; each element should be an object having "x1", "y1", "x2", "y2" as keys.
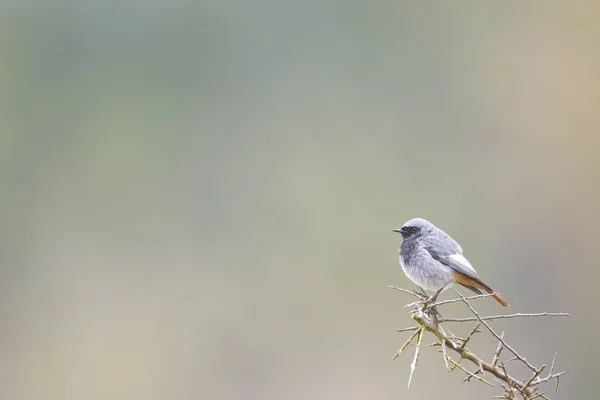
[
  {"x1": 479, "y1": 280, "x2": 510, "y2": 307},
  {"x1": 453, "y1": 272, "x2": 510, "y2": 307},
  {"x1": 490, "y1": 291, "x2": 509, "y2": 307}
]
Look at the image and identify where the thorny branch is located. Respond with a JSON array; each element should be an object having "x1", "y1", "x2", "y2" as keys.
[
  {"x1": 441, "y1": 313, "x2": 570, "y2": 323},
  {"x1": 389, "y1": 285, "x2": 569, "y2": 399}
]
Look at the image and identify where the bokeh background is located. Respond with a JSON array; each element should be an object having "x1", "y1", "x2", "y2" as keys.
[{"x1": 2, "y1": 1, "x2": 599, "y2": 399}]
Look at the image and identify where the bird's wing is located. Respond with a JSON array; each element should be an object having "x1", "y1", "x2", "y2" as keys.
[{"x1": 423, "y1": 236, "x2": 479, "y2": 280}]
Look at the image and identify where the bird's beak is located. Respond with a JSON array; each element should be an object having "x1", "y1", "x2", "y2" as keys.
[{"x1": 393, "y1": 229, "x2": 403, "y2": 234}]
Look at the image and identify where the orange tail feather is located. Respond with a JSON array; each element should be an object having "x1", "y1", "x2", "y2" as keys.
[{"x1": 491, "y1": 292, "x2": 509, "y2": 307}]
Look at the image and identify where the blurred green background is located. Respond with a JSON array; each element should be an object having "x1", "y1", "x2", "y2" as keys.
[{"x1": 2, "y1": 1, "x2": 599, "y2": 399}]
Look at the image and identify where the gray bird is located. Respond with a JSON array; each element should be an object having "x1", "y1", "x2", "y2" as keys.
[{"x1": 393, "y1": 217, "x2": 509, "y2": 307}]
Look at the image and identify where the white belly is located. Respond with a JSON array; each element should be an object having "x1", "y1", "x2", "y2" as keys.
[{"x1": 400, "y1": 257, "x2": 454, "y2": 292}]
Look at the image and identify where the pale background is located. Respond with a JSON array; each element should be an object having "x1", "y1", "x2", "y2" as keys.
[{"x1": 2, "y1": 1, "x2": 599, "y2": 399}]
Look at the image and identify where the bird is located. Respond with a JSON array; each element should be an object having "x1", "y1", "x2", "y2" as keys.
[{"x1": 393, "y1": 217, "x2": 509, "y2": 307}]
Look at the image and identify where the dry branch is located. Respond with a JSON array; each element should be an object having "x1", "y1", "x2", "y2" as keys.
[
  {"x1": 407, "y1": 327, "x2": 424, "y2": 388},
  {"x1": 442, "y1": 313, "x2": 569, "y2": 323},
  {"x1": 391, "y1": 286, "x2": 568, "y2": 399}
]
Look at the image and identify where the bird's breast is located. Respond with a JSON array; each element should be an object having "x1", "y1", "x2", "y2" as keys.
[
  {"x1": 398, "y1": 238, "x2": 453, "y2": 291},
  {"x1": 399, "y1": 238, "x2": 418, "y2": 266}
]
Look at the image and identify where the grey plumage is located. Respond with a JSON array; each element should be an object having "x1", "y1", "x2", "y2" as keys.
[
  {"x1": 393, "y1": 217, "x2": 509, "y2": 306},
  {"x1": 395, "y1": 218, "x2": 457, "y2": 291}
]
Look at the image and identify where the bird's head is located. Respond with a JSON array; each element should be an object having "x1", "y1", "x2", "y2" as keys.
[{"x1": 393, "y1": 217, "x2": 433, "y2": 238}]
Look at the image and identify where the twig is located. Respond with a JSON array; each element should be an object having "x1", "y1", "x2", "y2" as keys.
[
  {"x1": 549, "y1": 352, "x2": 558, "y2": 375},
  {"x1": 461, "y1": 369, "x2": 480, "y2": 384},
  {"x1": 442, "y1": 312, "x2": 570, "y2": 323},
  {"x1": 492, "y1": 332, "x2": 505, "y2": 367},
  {"x1": 462, "y1": 360, "x2": 487, "y2": 384},
  {"x1": 532, "y1": 352, "x2": 564, "y2": 392},
  {"x1": 389, "y1": 286, "x2": 424, "y2": 299},
  {"x1": 523, "y1": 365, "x2": 545, "y2": 391},
  {"x1": 450, "y1": 355, "x2": 463, "y2": 372},
  {"x1": 396, "y1": 326, "x2": 419, "y2": 333},
  {"x1": 455, "y1": 290, "x2": 539, "y2": 373},
  {"x1": 499, "y1": 361, "x2": 516, "y2": 398},
  {"x1": 431, "y1": 293, "x2": 494, "y2": 307},
  {"x1": 407, "y1": 327, "x2": 424, "y2": 388},
  {"x1": 392, "y1": 329, "x2": 420, "y2": 361},
  {"x1": 441, "y1": 338, "x2": 449, "y2": 371},
  {"x1": 444, "y1": 328, "x2": 461, "y2": 345},
  {"x1": 406, "y1": 293, "x2": 494, "y2": 311},
  {"x1": 534, "y1": 372, "x2": 566, "y2": 390},
  {"x1": 447, "y1": 356, "x2": 494, "y2": 386},
  {"x1": 550, "y1": 352, "x2": 561, "y2": 392},
  {"x1": 459, "y1": 323, "x2": 481, "y2": 350},
  {"x1": 404, "y1": 300, "x2": 425, "y2": 308}
]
